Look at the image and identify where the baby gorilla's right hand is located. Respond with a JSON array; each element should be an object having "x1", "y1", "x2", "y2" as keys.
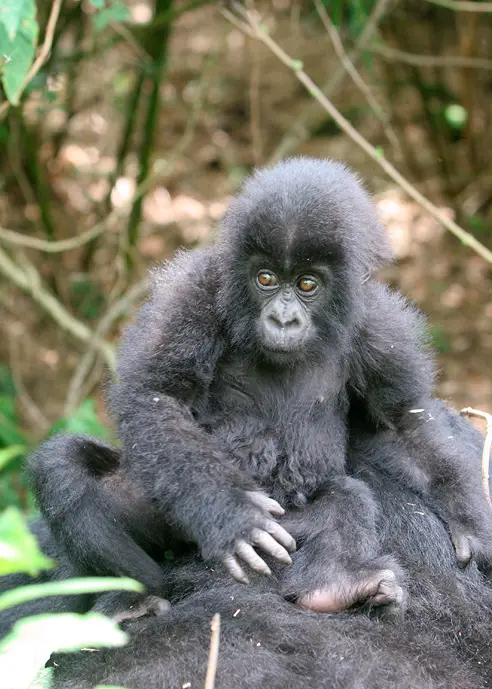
[{"x1": 222, "y1": 491, "x2": 296, "y2": 584}]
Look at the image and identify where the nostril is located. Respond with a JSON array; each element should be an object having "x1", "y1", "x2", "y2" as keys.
[
  {"x1": 285, "y1": 316, "x2": 300, "y2": 328},
  {"x1": 267, "y1": 314, "x2": 283, "y2": 329}
]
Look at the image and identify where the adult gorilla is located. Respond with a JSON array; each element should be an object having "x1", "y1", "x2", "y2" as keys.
[{"x1": 2, "y1": 403, "x2": 492, "y2": 689}]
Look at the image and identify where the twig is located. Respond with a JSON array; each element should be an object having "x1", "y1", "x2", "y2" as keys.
[
  {"x1": 425, "y1": 0, "x2": 492, "y2": 12},
  {"x1": 249, "y1": 38, "x2": 263, "y2": 165},
  {"x1": 265, "y1": 0, "x2": 396, "y2": 164},
  {"x1": 0, "y1": 0, "x2": 64, "y2": 119},
  {"x1": 64, "y1": 279, "x2": 148, "y2": 415},
  {"x1": 204, "y1": 613, "x2": 221, "y2": 689},
  {"x1": 0, "y1": 245, "x2": 115, "y2": 368},
  {"x1": 224, "y1": 6, "x2": 492, "y2": 265},
  {"x1": 313, "y1": 0, "x2": 400, "y2": 152},
  {"x1": 0, "y1": 221, "x2": 109, "y2": 253},
  {"x1": 371, "y1": 43, "x2": 492, "y2": 71},
  {"x1": 460, "y1": 407, "x2": 492, "y2": 507},
  {"x1": 7, "y1": 332, "x2": 51, "y2": 432}
]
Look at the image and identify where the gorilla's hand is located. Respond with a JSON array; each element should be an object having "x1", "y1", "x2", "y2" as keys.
[{"x1": 221, "y1": 491, "x2": 296, "y2": 584}]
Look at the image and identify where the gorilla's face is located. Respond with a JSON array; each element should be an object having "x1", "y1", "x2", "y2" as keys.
[{"x1": 249, "y1": 260, "x2": 332, "y2": 355}]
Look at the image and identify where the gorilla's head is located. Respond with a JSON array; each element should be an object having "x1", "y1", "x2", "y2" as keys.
[{"x1": 216, "y1": 157, "x2": 393, "y2": 363}]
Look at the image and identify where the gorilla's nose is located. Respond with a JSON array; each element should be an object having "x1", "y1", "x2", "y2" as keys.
[{"x1": 267, "y1": 313, "x2": 302, "y2": 331}]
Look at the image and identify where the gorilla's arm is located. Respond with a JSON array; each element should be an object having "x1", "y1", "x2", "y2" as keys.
[
  {"x1": 351, "y1": 282, "x2": 492, "y2": 567},
  {"x1": 31, "y1": 250, "x2": 294, "y2": 587},
  {"x1": 111, "y1": 251, "x2": 294, "y2": 573}
]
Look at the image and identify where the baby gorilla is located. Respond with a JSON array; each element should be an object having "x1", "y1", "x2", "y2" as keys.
[{"x1": 29, "y1": 157, "x2": 492, "y2": 616}]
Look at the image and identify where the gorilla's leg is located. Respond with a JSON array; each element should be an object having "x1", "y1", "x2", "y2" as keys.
[
  {"x1": 275, "y1": 399, "x2": 488, "y2": 617},
  {"x1": 28, "y1": 434, "x2": 169, "y2": 593},
  {"x1": 277, "y1": 479, "x2": 405, "y2": 617}
]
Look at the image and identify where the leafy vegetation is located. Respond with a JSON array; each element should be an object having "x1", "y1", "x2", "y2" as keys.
[{"x1": 0, "y1": 503, "x2": 139, "y2": 689}]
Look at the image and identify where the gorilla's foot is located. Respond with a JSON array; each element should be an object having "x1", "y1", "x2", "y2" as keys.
[
  {"x1": 112, "y1": 595, "x2": 171, "y2": 624},
  {"x1": 92, "y1": 591, "x2": 171, "y2": 625},
  {"x1": 296, "y1": 567, "x2": 405, "y2": 616}
]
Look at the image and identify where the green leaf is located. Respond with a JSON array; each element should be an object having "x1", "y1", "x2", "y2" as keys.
[
  {"x1": 0, "y1": 576, "x2": 143, "y2": 613},
  {"x1": 0, "y1": 0, "x2": 27, "y2": 41},
  {"x1": 0, "y1": 508, "x2": 53, "y2": 577},
  {"x1": 30, "y1": 666, "x2": 53, "y2": 689},
  {"x1": 0, "y1": 0, "x2": 38, "y2": 105},
  {"x1": 0, "y1": 445, "x2": 26, "y2": 471},
  {"x1": 0, "y1": 612, "x2": 128, "y2": 689},
  {"x1": 0, "y1": 398, "x2": 26, "y2": 447},
  {"x1": 89, "y1": 0, "x2": 106, "y2": 8},
  {"x1": 48, "y1": 399, "x2": 111, "y2": 440},
  {"x1": 92, "y1": 1, "x2": 131, "y2": 32},
  {"x1": 0, "y1": 364, "x2": 16, "y2": 396}
]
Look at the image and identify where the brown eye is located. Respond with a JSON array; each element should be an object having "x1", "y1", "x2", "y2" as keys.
[
  {"x1": 257, "y1": 271, "x2": 278, "y2": 289},
  {"x1": 297, "y1": 276, "x2": 319, "y2": 294}
]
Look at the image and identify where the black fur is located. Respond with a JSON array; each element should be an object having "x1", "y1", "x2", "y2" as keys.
[
  {"x1": 27, "y1": 157, "x2": 492, "y2": 613},
  {"x1": 4, "y1": 407, "x2": 492, "y2": 688}
]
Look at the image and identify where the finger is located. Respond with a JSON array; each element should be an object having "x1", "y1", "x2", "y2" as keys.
[
  {"x1": 251, "y1": 528, "x2": 292, "y2": 565},
  {"x1": 235, "y1": 540, "x2": 271, "y2": 575},
  {"x1": 246, "y1": 491, "x2": 285, "y2": 516},
  {"x1": 223, "y1": 553, "x2": 250, "y2": 584},
  {"x1": 264, "y1": 520, "x2": 297, "y2": 552}
]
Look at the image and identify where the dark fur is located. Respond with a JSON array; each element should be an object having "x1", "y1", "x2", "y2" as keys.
[
  {"x1": 4, "y1": 408, "x2": 492, "y2": 688},
  {"x1": 27, "y1": 158, "x2": 492, "y2": 611}
]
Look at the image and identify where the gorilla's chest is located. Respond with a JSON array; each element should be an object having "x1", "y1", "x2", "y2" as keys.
[
  {"x1": 209, "y1": 357, "x2": 339, "y2": 422},
  {"x1": 198, "y1": 356, "x2": 348, "y2": 501}
]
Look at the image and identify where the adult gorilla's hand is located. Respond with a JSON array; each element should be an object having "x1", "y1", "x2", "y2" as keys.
[{"x1": 222, "y1": 491, "x2": 296, "y2": 584}]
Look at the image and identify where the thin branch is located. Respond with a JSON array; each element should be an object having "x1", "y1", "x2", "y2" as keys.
[
  {"x1": 204, "y1": 613, "x2": 221, "y2": 689},
  {"x1": 64, "y1": 279, "x2": 148, "y2": 415},
  {"x1": 249, "y1": 39, "x2": 264, "y2": 165},
  {"x1": 224, "y1": 6, "x2": 492, "y2": 265},
  {"x1": 313, "y1": 0, "x2": 400, "y2": 152},
  {"x1": 460, "y1": 407, "x2": 492, "y2": 507},
  {"x1": 0, "y1": 245, "x2": 115, "y2": 368},
  {"x1": 0, "y1": 221, "x2": 109, "y2": 253},
  {"x1": 425, "y1": 0, "x2": 492, "y2": 12},
  {"x1": 8, "y1": 332, "x2": 50, "y2": 432},
  {"x1": 265, "y1": 0, "x2": 396, "y2": 164},
  {"x1": 371, "y1": 43, "x2": 492, "y2": 71},
  {"x1": 0, "y1": 0, "x2": 64, "y2": 119}
]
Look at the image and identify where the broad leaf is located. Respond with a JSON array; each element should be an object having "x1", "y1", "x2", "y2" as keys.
[
  {"x1": 0, "y1": 612, "x2": 128, "y2": 689},
  {"x1": 0, "y1": 576, "x2": 143, "y2": 613},
  {"x1": 0, "y1": 0, "x2": 27, "y2": 41},
  {"x1": 0, "y1": 508, "x2": 53, "y2": 577},
  {"x1": 0, "y1": 0, "x2": 38, "y2": 105}
]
